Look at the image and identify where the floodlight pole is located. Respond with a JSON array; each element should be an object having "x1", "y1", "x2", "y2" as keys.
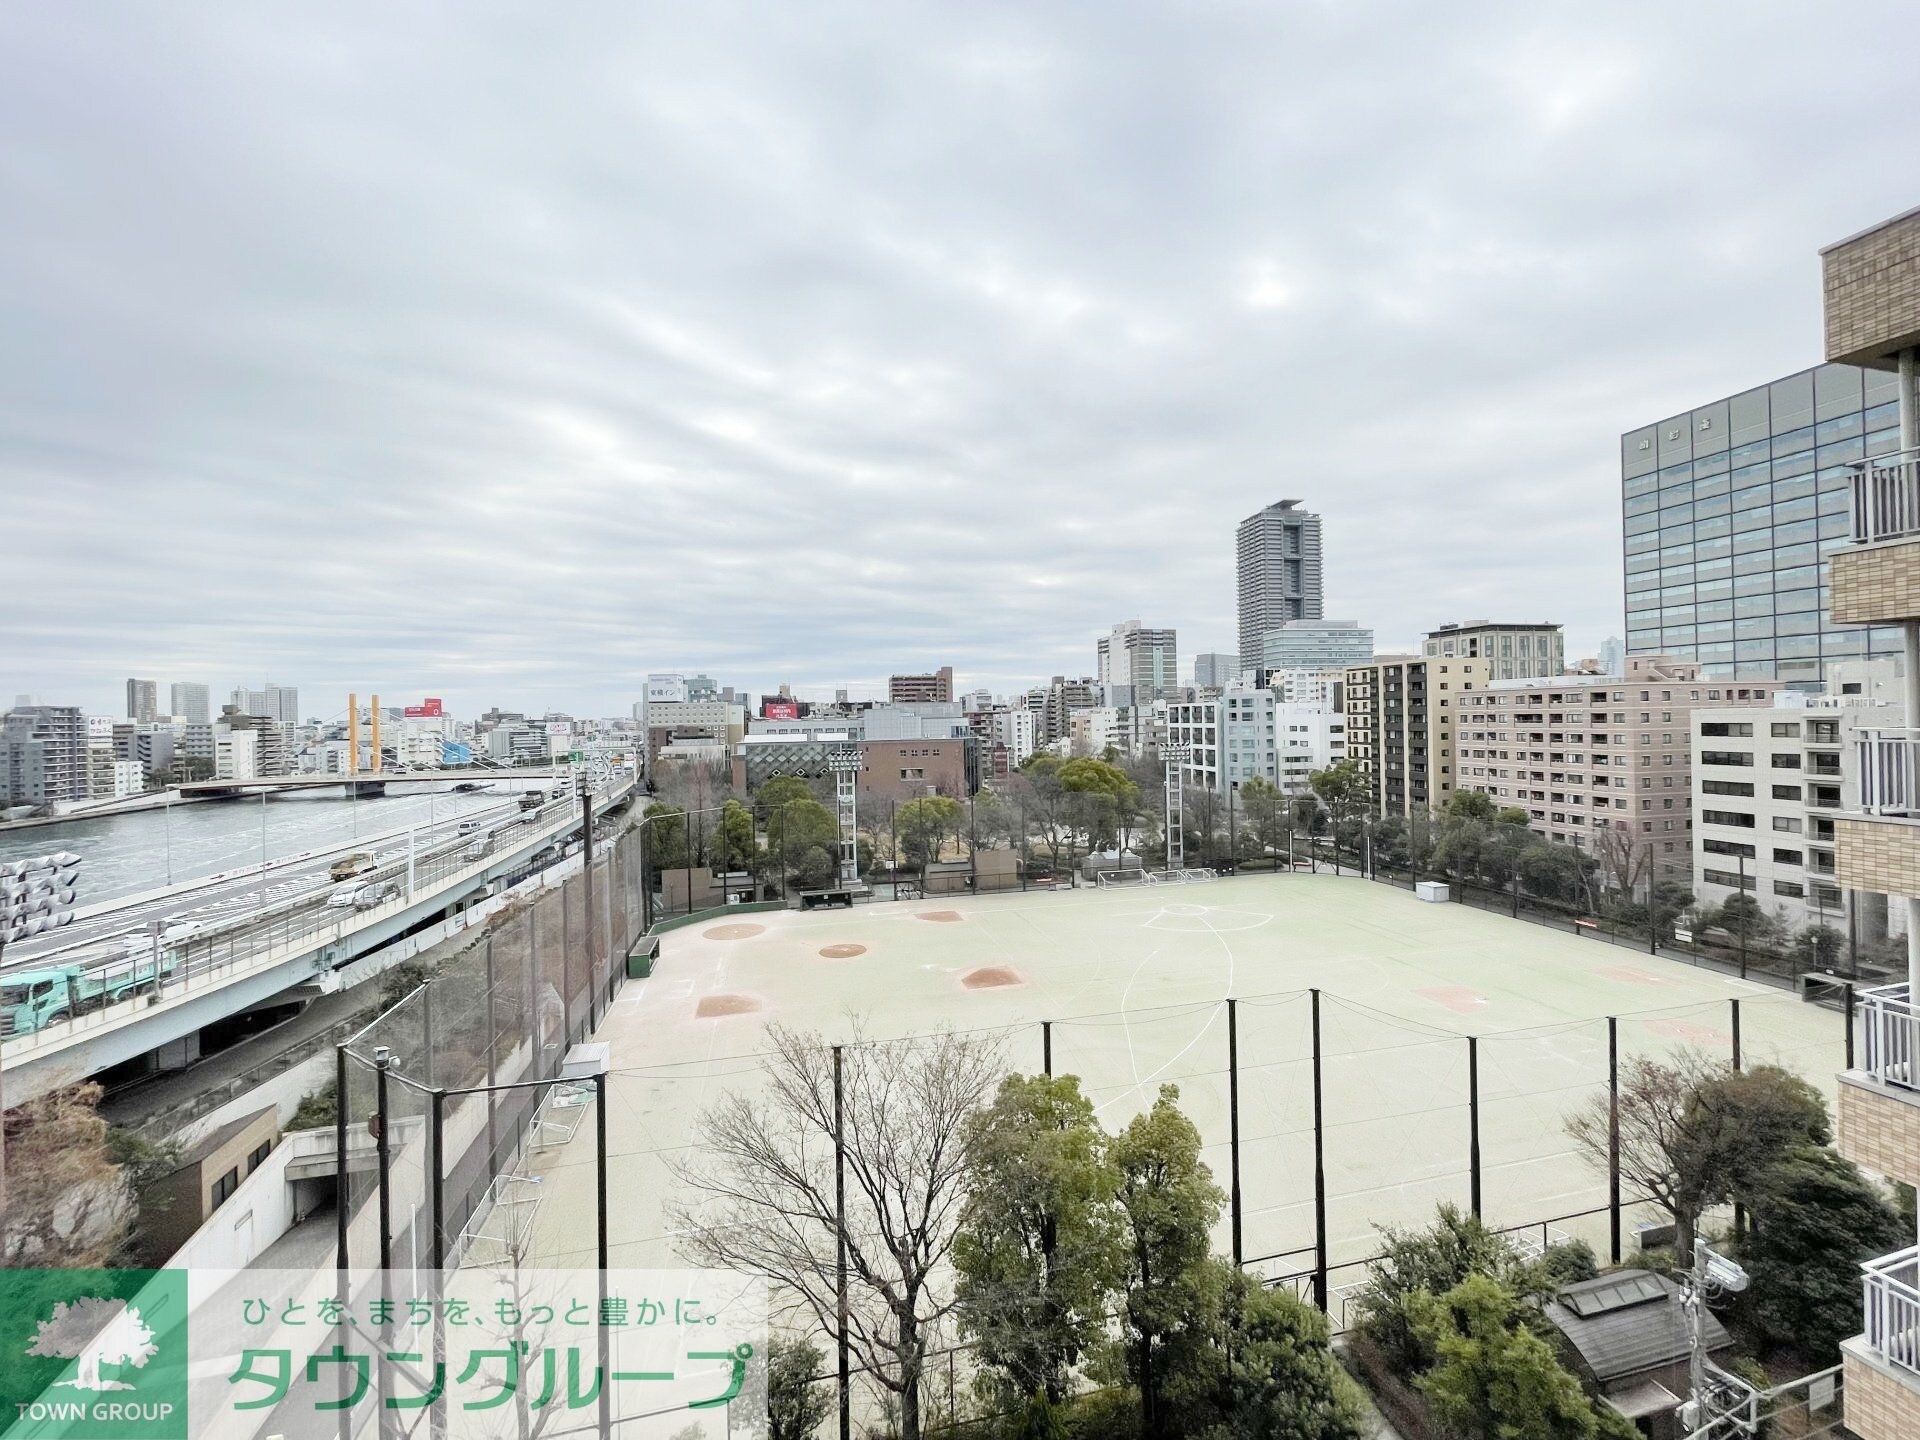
[
  {"x1": 1164, "y1": 746, "x2": 1188, "y2": 872},
  {"x1": 830, "y1": 748, "x2": 862, "y2": 889}
]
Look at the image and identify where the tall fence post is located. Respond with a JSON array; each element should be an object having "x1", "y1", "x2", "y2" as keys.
[
  {"x1": 1228, "y1": 998, "x2": 1242, "y2": 1267},
  {"x1": 430, "y1": 1089, "x2": 446, "y2": 1268},
  {"x1": 335, "y1": 1043, "x2": 350, "y2": 1273},
  {"x1": 422, "y1": 977, "x2": 436, "y2": 1090},
  {"x1": 1730, "y1": 997, "x2": 1746, "y2": 1242},
  {"x1": 596, "y1": 1068, "x2": 611, "y2": 1440},
  {"x1": 1607, "y1": 1017, "x2": 1622, "y2": 1266},
  {"x1": 1467, "y1": 1034, "x2": 1482, "y2": 1220},
  {"x1": 834, "y1": 1045, "x2": 850, "y2": 1440},
  {"x1": 1042, "y1": 1020, "x2": 1052, "y2": 1077},
  {"x1": 581, "y1": 782, "x2": 599, "y2": 1032},
  {"x1": 485, "y1": 939, "x2": 499, "y2": 1175},
  {"x1": 1310, "y1": 988, "x2": 1328, "y2": 1313},
  {"x1": 374, "y1": 1046, "x2": 393, "y2": 1272}
]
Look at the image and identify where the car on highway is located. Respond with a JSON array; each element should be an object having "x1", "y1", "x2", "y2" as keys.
[
  {"x1": 330, "y1": 852, "x2": 376, "y2": 882},
  {"x1": 328, "y1": 880, "x2": 398, "y2": 910},
  {"x1": 457, "y1": 819, "x2": 483, "y2": 835}
]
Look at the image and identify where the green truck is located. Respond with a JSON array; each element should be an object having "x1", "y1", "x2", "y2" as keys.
[{"x1": 0, "y1": 949, "x2": 179, "y2": 1038}]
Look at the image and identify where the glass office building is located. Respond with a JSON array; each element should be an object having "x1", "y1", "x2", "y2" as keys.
[{"x1": 1622, "y1": 362, "x2": 1904, "y2": 684}]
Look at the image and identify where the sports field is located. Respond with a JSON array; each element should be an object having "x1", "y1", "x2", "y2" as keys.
[{"x1": 511, "y1": 871, "x2": 1843, "y2": 1285}]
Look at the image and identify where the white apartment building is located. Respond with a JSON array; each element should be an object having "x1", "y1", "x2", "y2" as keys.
[
  {"x1": 214, "y1": 728, "x2": 258, "y2": 781},
  {"x1": 1165, "y1": 685, "x2": 1345, "y2": 794},
  {"x1": 1266, "y1": 666, "x2": 1345, "y2": 710},
  {"x1": 1068, "y1": 705, "x2": 1156, "y2": 758},
  {"x1": 1691, "y1": 662, "x2": 1903, "y2": 933},
  {"x1": 1096, "y1": 620, "x2": 1179, "y2": 704}
]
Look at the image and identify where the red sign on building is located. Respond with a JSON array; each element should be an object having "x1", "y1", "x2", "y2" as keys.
[
  {"x1": 404, "y1": 697, "x2": 444, "y2": 718},
  {"x1": 761, "y1": 700, "x2": 800, "y2": 721}
]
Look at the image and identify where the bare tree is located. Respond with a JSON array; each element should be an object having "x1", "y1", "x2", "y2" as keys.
[
  {"x1": 670, "y1": 1024, "x2": 1006, "y2": 1440},
  {"x1": 1564, "y1": 1048, "x2": 1828, "y2": 1256},
  {"x1": 1594, "y1": 821, "x2": 1651, "y2": 897},
  {"x1": 2, "y1": 1083, "x2": 135, "y2": 1268}
]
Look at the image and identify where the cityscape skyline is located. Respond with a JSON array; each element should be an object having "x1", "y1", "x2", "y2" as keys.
[{"x1": 10, "y1": 8, "x2": 1919, "y2": 718}]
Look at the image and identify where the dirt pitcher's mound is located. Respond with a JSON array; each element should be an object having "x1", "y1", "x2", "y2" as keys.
[
  {"x1": 696, "y1": 994, "x2": 763, "y2": 1018},
  {"x1": 703, "y1": 923, "x2": 766, "y2": 940},
  {"x1": 962, "y1": 966, "x2": 1022, "y2": 989},
  {"x1": 917, "y1": 910, "x2": 963, "y2": 923},
  {"x1": 819, "y1": 944, "x2": 867, "y2": 959}
]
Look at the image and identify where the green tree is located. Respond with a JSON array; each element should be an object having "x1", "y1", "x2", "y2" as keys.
[
  {"x1": 1012, "y1": 1389, "x2": 1070, "y2": 1440},
  {"x1": 1411, "y1": 1274, "x2": 1625, "y2": 1440},
  {"x1": 1014, "y1": 756, "x2": 1075, "y2": 874},
  {"x1": 1352, "y1": 1203, "x2": 1548, "y2": 1374},
  {"x1": 1308, "y1": 760, "x2": 1370, "y2": 830},
  {"x1": 898, "y1": 795, "x2": 963, "y2": 875},
  {"x1": 1793, "y1": 923, "x2": 1844, "y2": 970},
  {"x1": 955, "y1": 1075, "x2": 1123, "y2": 1406},
  {"x1": 767, "y1": 798, "x2": 840, "y2": 890},
  {"x1": 1060, "y1": 758, "x2": 1138, "y2": 856},
  {"x1": 643, "y1": 801, "x2": 689, "y2": 871},
  {"x1": 1216, "y1": 1269, "x2": 1368, "y2": 1440},
  {"x1": 1109, "y1": 1085, "x2": 1225, "y2": 1440},
  {"x1": 1714, "y1": 892, "x2": 1782, "y2": 955},
  {"x1": 1743, "y1": 1145, "x2": 1908, "y2": 1361},
  {"x1": 712, "y1": 798, "x2": 756, "y2": 873},
  {"x1": 765, "y1": 1334, "x2": 831, "y2": 1440},
  {"x1": 1238, "y1": 777, "x2": 1287, "y2": 865},
  {"x1": 753, "y1": 775, "x2": 816, "y2": 823}
]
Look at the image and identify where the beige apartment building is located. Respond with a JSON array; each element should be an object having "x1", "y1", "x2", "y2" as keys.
[
  {"x1": 1341, "y1": 655, "x2": 1486, "y2": 815},
  {"x1": 1455, "y1": 655, "x2": 1781, "y2": 883},
  {"x1": 1423, "y1": 620, "x2": 1565, "y2": 682},
  {"x1": 1809, "y1": 205, "x2": 1920, "y2": 1440}
]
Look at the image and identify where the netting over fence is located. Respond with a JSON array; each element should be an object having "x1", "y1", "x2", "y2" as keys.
[{"x1": 337, "y1": 827, "x2": 647, "y2": 1285}]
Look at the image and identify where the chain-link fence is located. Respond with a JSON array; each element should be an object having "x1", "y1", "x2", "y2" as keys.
[{"x1": 330, "y1": 845, "x2": 1848, "y2": 1434}]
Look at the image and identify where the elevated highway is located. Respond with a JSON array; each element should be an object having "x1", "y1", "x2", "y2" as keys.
[
  {"x1": 177, "y1": 766, "x2": 570, "y2": 798},
  {"x1": 0, "y1": 777, "x2": 633, "y2": 1100}
]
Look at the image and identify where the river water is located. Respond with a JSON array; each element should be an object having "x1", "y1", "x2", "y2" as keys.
[{"x1": 0, "y1": 785, "x2": 526, "y2": 906}]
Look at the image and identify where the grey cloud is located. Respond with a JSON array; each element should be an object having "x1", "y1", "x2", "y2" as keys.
[{"x1": 5, "y1": 2, "x2": 1920, "y2": 717}]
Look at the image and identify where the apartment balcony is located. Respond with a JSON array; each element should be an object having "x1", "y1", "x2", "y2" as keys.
[
  {"x1": 1832, "y1": 450, "x2": 1920, "y2": 626},
  {"x1": 1839, "y1": 984, "x2": 1920, "y2": 1189},
  {"x1": 1833, "y1": 731, "x2": 1920, "y2": 899},
  {"x1": 1842, "y1": 1246, "x2": 1920, "y2": 1440}
]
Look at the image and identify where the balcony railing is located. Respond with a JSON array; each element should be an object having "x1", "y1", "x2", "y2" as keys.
[
  {"x1": 1859, "y1": 730, "x2": 1920, "y2": 816},
  {"x1": 1857, "y1": 984, "x2": 1919, "y2": 1092},
  {"x1": 1862, "y1": 1246, "x2": 1920, "y2": 1376},
  {"x1": 1850, "y1": 448, "x2": 1920, "y2": 544}
]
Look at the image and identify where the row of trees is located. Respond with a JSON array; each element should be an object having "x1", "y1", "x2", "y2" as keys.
[
  {"x1": 1343, "y1": 1048, "x2": 1911, "y2": 1439},
  {"x1": 670, "y1": 1026, "x2": 1367, "y2": 1440}
]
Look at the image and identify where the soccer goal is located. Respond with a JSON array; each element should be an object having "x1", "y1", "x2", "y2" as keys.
[
  {"x1": 1162, "y1": 867, "x2": 1219, "y2": 884},
  {"x1": 1095, "y1": 867, "x2": 1156, "y2": 889}
]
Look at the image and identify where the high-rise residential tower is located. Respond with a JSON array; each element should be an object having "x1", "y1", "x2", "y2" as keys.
[
  {"x1": 1096, "y1": 621, "x2": 1178, "y2": 704},
  {"x1": 230, "y1": 684, "x2": 299, "y2": 724},
  {"x1": 125, "y1": 678, "x2": 158, "y2": 724},
  {"x1": 1236, "y1": 500, "x2": 1323, "y2": 668},
  {"x1": 170, "y1": 681, "x2": 210, "y2": 724}
]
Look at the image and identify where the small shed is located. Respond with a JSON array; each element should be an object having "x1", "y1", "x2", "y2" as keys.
[{"x1": 1544, "y1": 1270, "x2": 1731, "y2": 1440}]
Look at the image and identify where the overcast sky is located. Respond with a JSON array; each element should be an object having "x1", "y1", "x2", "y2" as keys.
[{"x1": 6, "y1": 4, "x2": 1920, "y2": 721}]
